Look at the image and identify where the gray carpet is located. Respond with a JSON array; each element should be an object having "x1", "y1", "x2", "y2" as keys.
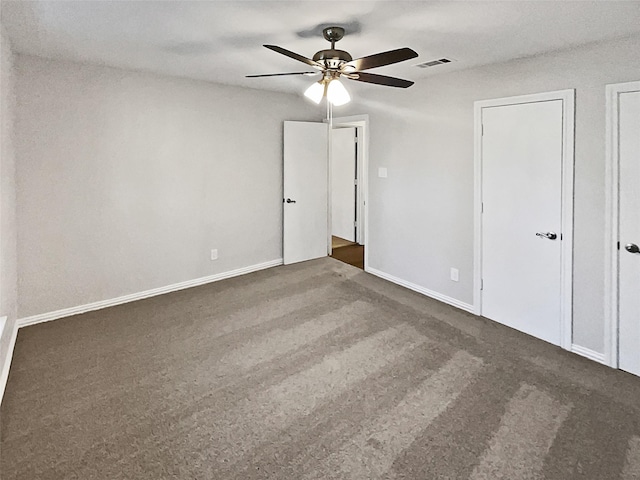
[{"x1": 2, "y1": 258, "x2": 640, "y2": 479}]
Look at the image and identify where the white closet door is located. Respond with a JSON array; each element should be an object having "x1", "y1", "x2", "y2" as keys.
[
  {"x1": 618, "y1": 88, "x2": 640, "y2": 376},
  {"x1": 481, "y1": 100, "x2": 564, "y2": 346}
]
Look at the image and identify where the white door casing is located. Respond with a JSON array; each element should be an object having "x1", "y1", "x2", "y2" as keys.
[
  {"x1": 331, "y1": 127, "x2": 357, "y2": 242},
  {"x1": 474, "y1": 90, "x2": 575, "y2": 349},
  {"x1": 605, "y1": 81, "x2": 640, "y2": 373},
  {"x1": 283, "y1": 121, "x2": 328, "y2": 265}
]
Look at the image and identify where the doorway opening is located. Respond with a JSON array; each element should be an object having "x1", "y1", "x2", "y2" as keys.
[
  {"x1": 330, "y1": 236, "x2": 364, "y2": 269},
  {"x1": 328, "y1": 116, "x2": 368, "y2": 270},
  {"x1": 281, "y1": 115, "x2": 368, "y2": 269}
]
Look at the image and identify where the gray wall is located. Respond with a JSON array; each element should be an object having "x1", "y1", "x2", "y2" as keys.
[
  {"x1": 13, "y1": 34, "x2": 640, "y2": 356},
  {"x1": 0, "y1": 27, "x2": 18, "y2": 388},
  {"x1": 340, "y1": 34, "x2": 640, "y2": 354},
  {"x1": 15, "y1": 55, "x2": 320, "y2": 317}
]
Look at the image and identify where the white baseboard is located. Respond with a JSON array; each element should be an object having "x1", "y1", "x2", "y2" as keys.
[
  {"x1": 18, "y1": 258, "x2": 283, "y2": 328},
  {"x1": 366, "y1": 267, "x2": 475, "y2": 314},
  {"x1": 571, "y1": 344, "x2": 607, "y2": 365},
  {"x1": 366, "y1": 269, "x2": 612, "y2": 369},
  {"x1": 0, "y1": 316, "x2": 19, "y2": 406}
]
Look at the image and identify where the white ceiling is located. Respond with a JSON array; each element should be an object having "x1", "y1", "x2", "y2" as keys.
[{"x1": 3, "y1": 0, "x2": 640, "y2": 95}]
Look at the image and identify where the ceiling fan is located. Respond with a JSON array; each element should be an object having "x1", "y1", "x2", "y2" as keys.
[{"x1": 246, "y1": 26, "x2": 418, "y2": 105}]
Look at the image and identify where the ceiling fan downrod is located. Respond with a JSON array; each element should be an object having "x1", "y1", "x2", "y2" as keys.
[{"x1": 322, "y1": 26, "x2": 344, "y2": 49}]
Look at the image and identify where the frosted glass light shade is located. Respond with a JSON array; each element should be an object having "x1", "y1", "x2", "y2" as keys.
[
  {"x1": 327, "y1": 79, "x2": 351, "y2": 106},
  {"x1": 304, "y1": 81, "x2": 324, "y2": 104}
]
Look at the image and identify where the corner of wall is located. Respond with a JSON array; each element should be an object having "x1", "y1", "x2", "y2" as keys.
[
  {"x1": 0, "y1": 24, "x2": 19, "y2": 404},
  {"x1": 0, "y1": 316, "x2": 18, "y2": 405}
]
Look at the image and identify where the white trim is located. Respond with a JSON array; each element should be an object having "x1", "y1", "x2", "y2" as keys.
[
  {"x1": 473, "y1": 89, "x2": 575, "y2": 350},
  {"x1": 560, "y1": 90, "x2": 576, "y2": 351},
  {"x1": 367, "y1": 267, "x2": 475, "y2": 314},
  {"x1": 0, "y1": 316, "x2": 18, "y2": 406},
  {"x1": 604, "y1": 80, "x2": 640, "y2": 368},
  {"x1": 473, "y1": 100, "x2": 484, "y2": 316},
  {"x1": 571, "y1": 344, "x2": 607, "y2": 365},
  {"x1": 17, "y1": 259, "x2": 283, "y2": 328},
  {"x1": 331, "y1": 115, "x2": 370, "y2": 269}
]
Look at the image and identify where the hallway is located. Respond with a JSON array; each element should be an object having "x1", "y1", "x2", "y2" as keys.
[{"x1": 330, "y1": 236, "x2": 364, "y2": 270}]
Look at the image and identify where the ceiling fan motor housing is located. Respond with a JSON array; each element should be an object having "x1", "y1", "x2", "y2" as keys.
[{"x1": 312, "y1": 49, "x2": 353, "y2": 69}]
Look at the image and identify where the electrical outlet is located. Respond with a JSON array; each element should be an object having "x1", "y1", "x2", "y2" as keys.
[
  {"x1": 450, "y1": 268, "x2": 459, "y2": 282},
  {"x1": 210, "y1": 249, "x2": 218, "y2": 261}
]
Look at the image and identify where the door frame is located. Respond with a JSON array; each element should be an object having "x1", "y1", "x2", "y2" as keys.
[
  {"x1": 473, "y1": 89, "x2": 575, "y2": 350},
  {"x1": 329, "y1": 115, "x2": 369, "y2": 269},
  {"x1": 604, "y1": 80, "x2": 640, "y2": 368}
]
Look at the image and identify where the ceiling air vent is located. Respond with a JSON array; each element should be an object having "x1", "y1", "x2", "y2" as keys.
[{"x1": 415, "y1": 58, "x2": 454, "y2": 68}]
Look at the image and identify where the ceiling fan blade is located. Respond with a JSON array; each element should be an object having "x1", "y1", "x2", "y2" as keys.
[
  {"x1": 246, "y1": 72, "x2": 319, "y2": 78},
  {"x1": 263, "y1": 45, "x2": 325, "y2": 70},
  {"x1": 342, "y1": 47, "x2": 418, "y2": 72},
  {"x1": 348, "y1": 72, "x2": 414, "y2": 88}
]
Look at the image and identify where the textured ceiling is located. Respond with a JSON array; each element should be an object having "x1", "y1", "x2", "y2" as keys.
[{"x1": 3, "y1": 0, "x2": 640, "y2": 95}]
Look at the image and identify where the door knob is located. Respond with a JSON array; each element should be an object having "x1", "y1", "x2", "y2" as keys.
[
  {"x1": 536, "y1": 231, "x2": 557, "y2": 240},
  {"x1": 625, "y1": 243, "x2": 640, "y2": 254},
  {"x1": 285, "y1": 198, "x2": 296, "y2": 204}
]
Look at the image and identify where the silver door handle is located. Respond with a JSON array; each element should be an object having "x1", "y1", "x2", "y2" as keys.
[
  {"x1": 625, "y1": 243, "x2": 640, "y2": 254},
  {"x1": 536, "y1": 232, "x2": 557, "y2": 240}
]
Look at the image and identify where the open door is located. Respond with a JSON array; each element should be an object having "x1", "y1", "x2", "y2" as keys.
[{"x1": 283, "y1": 121, "x2": 328, "y2": 265}]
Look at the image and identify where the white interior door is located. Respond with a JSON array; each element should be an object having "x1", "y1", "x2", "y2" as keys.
[
  {"x1": 481, "y1": 99, "x2": 565, "y2": 346},
  {"x1": 283, "y1": 121, "x2": 328, "y2": 265},
  {"x1": 618, "y1": 87, "x2": 640, "y2": 376},
  {"x1": 331, "y1": 127, "x2": 357, "y2": 242}
]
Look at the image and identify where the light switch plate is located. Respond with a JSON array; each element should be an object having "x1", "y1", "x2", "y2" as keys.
[
  {"x1": 378, "y1": 167, "x2": 388, "y2": 178},
  {"x1": 450, "y1": 268, "x2": 459, "y2": 282}
]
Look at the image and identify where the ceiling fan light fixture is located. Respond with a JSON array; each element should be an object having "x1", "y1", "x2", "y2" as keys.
[
  {"x1": 327, "y1": 78, "x2": 350, "y2": 106},
  {"x1": 304, "y1": 81, "x2": 325, "y2": 104},
  {"x1": 250, "y1": 27, "x2": 417, "y2": 108}
]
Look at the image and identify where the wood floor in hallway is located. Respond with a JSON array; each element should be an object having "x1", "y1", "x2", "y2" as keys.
[{"x1": 331, "y1": 236, "x2": 364, "y2": 270}]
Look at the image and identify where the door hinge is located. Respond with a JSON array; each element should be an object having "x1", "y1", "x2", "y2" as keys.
[
  {"x1": 481, "y1": 124, "x2": 484, "y2": 136},
  {"x1": 354, "y1": 178, "x2": 358, "y2": 186},
  {"x1": 481, "y1": 279, "x2": 484, "y2": 290},
  {"x1": 354, "y1": 221, "x2": 358, "y2": 228},
  {"x1": 481, "y1": 202, "x2": 484, "y2": 213},
  {"x1": 617, "y1": 241, "x2": 620, "y2": 250}
]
